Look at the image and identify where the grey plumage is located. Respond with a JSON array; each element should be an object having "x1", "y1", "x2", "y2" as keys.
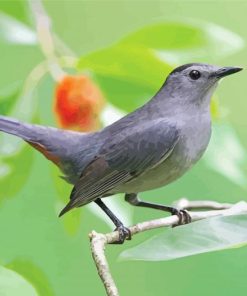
[
  {"x1": 65, "y1": 121, "x2": 179, "y2": 212},
  {"x1": 0, "y1": 115, "x2": 95, "y2": 183},
  {"x1": 0, "y1": 63, "x2": 242, "y2": 221}
]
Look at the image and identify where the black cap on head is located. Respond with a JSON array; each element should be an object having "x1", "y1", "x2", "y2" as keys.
[{"x1": 170, "y1": 63, "x2": 201, "y2": 75}]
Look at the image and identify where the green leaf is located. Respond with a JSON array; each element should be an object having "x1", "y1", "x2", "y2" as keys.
[
  {"x1": 95, "y1": 75, "x2": 154, "y2": 112},
  {"x1": 120, "y1": 21, "x2": 244, "y2": 63},
  {"x1": 79, "y1": 46, "x2": 170, "y2": 88},
  {"x1": 0, "y1": 265, "x2": 38, "y2": 296},
  {"x1": 6, "y1": 260, "x2": 54, "y2": 296},
  {"x1": 120, "y1": 22, "x2": 206, "y2": 49},
  {"x1": 78, "y1": 21, "x2": 243, "y2": 112},
  {"x1": 120, "y1": 203, "x2": 247, "y2": 261},
  {"x1": 204, "y1": 123, "x2": 247, "y2": 187},
  {"x1": 78, "y1": 46, "x2": 172, "y2": 111},
  {"x1": 0, "y1": 12, "x2": 37, "y2": 45},
  {"x1": 0, "y1": 0, "x2": 30, "y2": 25}
]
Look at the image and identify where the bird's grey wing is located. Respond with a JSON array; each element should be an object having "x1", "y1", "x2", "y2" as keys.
[{"x1": 59, "y1": 121, "x2": 179, "y2": 216}]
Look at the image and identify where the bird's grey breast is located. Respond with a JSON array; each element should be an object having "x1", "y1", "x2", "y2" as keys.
[{"x1": 113, "y1": 112, "x2": 212, "y2": 193}]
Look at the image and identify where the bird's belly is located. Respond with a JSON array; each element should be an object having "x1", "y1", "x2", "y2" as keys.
[{"x1": 112, "y1": 122, "x2": 211, "y2": 194}]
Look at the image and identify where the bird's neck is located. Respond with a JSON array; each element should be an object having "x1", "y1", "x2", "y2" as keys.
[{"x1": 147, "y1": 83, "x2": 215, "y2": 119}]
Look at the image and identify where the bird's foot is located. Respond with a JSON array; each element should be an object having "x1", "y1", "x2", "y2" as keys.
[
  {"x1": 171, "y1": 208, "x2": 192, "y2": 227},
  {"x1": 111, "y1": 224, "x2": 132, "y2": 244}
]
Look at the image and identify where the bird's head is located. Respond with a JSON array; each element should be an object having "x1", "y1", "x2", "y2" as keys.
[{"x1": 160, "y1": 63, "x2": 243, "y2": 110}]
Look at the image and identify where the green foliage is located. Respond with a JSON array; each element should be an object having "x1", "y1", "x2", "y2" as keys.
[
  {"x1": 0, "y1": 266, "x2": 38, "y2": 296},
  {"x1": 52, "y1": 165, "x2": 82, "y2": 236},
  {"x1": 78, "y1": 21, "x2": 243, "y2": 113},
  {"x1": 6, "y1": 260, "x2": 54, "y2": 296},
  {"x1": 204, "y1": 123, "x2": 247, "y2": 187},
  {"x1": 119, "y1": 21, "x2": 244, "y2": 62},
  {"x1": 0, "y1": 86, "x2": 20, "y2": 115},
  {"x1": 0, "y1": 146, "x2": 33, "y2": 204},
  {"x1": 78, "y1": 46, "x2": 171, "y2": 111},
  {"x1": 0, "y1": 1, "x2": 247, "y2": 296}
]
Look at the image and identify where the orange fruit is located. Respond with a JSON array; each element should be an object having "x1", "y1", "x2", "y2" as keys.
[{"x1": 54, "y1": 75, "x2": 105, "y2": 131}]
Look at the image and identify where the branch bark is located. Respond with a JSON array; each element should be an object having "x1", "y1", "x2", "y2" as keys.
[{"x1": 89, "y1": 199, "x2": 245, "y2": 296}]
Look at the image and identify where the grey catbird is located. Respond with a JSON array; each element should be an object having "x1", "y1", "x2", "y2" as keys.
[{"x1": 0, "y1": 63, "x2": 242, "y2": 242}]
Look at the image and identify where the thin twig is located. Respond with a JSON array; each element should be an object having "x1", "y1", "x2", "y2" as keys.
[
  {"x1": 29, "y1": 0, "x2": 66, "y2": 81},
  {"x1": 89, "y1": 199, "x2": 247, "y2": 296},
  {"x1": 173, "y1": 197, "x2": 232, "y2": 210}
]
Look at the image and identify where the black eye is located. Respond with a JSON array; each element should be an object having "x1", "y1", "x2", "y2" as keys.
[{"x1": 189, "y1": 70, "x2": 201, "y2": 80}]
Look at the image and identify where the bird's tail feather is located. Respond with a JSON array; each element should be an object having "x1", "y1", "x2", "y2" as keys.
[
  {"x1": 59, "y1": 200, "x2": 76, "y2": 217},
  {"x1": 0, "y1": 115, "x2": 87, "y2": 169},
  {"x1": 0, "y1": 115, "x2": 36, "y2": 141}
]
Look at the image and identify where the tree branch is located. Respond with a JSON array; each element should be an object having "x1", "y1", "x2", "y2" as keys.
[{"x1": 89, "y1": 199, "x2": 245, "y2": 296}]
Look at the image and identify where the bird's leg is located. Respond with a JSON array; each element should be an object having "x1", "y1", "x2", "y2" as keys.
[
  {"x1": 125, "y1": 193, "x2": 191, "y2": 226},
  {"x1": 95, "y1": 198, "x2": 131, "y2": 244}
]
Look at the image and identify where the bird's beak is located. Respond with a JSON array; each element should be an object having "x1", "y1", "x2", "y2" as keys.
[{"x1": 212, "y1": 66, "x2": 243, "y2": 79}]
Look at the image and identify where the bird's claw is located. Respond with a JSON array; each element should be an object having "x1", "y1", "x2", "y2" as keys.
[
  {"x1": 111, "y1": 224, "x2": 131, "y2": 244},
  {"x1": 171, "y1": 208, "x2": 192, "y2": 227}
]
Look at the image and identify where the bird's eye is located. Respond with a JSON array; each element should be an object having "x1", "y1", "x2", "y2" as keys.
[{"x1": 189, "y1": 70, "x2": 201, "y2": 80}]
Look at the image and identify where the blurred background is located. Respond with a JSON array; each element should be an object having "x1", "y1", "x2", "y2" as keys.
[{"x1": 0, "y1": 1, "x2": 247, "y2": 295}]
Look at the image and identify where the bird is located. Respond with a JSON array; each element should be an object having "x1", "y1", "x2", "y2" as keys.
[{"x1": 0, "y1": 63, "x2": 242, "y2": 243}]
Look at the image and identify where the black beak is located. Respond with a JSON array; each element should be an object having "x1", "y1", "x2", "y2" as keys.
[{"x1": 212, "y1": 66, "x2": 243, "y2": 78}]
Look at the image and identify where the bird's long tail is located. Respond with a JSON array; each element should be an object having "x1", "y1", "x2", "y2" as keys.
[
  {"x1": 0, "y1": 115, "x2": 87, "y2": 174},
  {"x1": 0, "y1": 115, "x2": 50, "y2": 143}
]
